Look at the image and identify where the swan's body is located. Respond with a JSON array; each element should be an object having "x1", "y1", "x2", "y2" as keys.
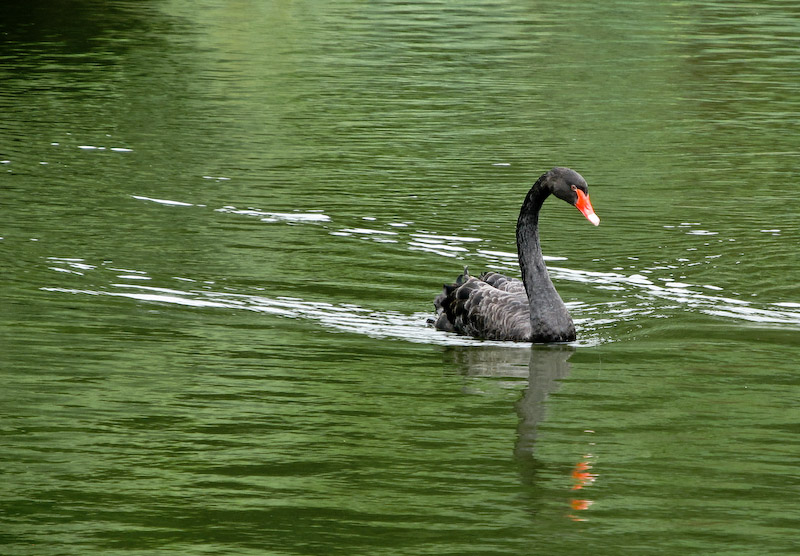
[{"x1": 431, "y1": 167, "x2": 599, "y2": 343}]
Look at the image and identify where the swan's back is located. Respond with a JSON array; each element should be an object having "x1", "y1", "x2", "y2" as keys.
[
  {"x1": 431, "y1": 269, "x2": 532, "y2": 341},
  {"x1": 479, "y1": 271, "x2": 526, "y2": 296}
]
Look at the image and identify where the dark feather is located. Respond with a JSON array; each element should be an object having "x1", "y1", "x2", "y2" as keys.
[{"x1": 431, "y1": 271, "x2": 532, "y2": 341}]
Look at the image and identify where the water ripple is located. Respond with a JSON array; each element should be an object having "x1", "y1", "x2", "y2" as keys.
[{"x1": 42, "y1": 254, "x2": 800, "y2": 351}]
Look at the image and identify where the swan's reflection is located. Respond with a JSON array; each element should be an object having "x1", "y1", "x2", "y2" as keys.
[
  {"x1": 442, "y1": 345, "x2": 573, "y2": 458},
  {"x1": 513, "y1": 346, "x2": 573, "y2": 459},
  {"x1": 443, "y1": 345, "x2": 585, "y2": 517}
]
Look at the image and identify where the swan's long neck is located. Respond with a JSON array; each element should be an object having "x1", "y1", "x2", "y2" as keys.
[{"x1": 516, "y1": 179, "x2": 576, "y2": 342}]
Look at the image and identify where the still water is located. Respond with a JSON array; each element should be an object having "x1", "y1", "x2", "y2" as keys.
[{"x1": 2, "y1": 1, "x2": 799, "y2": 554}]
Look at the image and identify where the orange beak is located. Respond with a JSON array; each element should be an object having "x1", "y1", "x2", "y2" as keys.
[{"x1": 575, "y1": 189, "x2": 600, "y2": 226}]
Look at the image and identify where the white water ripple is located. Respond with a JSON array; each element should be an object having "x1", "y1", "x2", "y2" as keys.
[
  {"x1": 42, "y1": 284, "x2": 528, "y2": 347},
  {"x1": 549, "y1": 265, "x2": 800, "y2": 326}
]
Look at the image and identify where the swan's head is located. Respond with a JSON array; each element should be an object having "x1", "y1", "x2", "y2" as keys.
[{"x1": 547, "y1": 167, "x2": 600, "y2": 226}]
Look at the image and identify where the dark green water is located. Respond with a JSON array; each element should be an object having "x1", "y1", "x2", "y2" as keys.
[{"x1": 2, "y1": 1, "x2": 799, "y2": 554}]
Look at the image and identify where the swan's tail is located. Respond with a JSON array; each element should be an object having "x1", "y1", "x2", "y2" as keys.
[{"x1": 427, "y1": 266, "x2": 470, "y2": 331}]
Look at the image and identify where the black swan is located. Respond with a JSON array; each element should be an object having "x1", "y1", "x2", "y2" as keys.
[{"x1": 431, "y1": 167, "x2": 599, "y2": 343}]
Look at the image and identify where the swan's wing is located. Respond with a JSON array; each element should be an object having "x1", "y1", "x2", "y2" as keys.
[
  {"x1": 479, "y1": 271, "x2": 526, "y2": 296},
  {"x1": 432, "y1": 274, "x2": 531, "y2": 341}
]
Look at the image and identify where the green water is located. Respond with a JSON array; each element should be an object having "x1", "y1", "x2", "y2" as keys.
[{"x1": 2, "y1": 1, "x2": 799, "y2": 554}]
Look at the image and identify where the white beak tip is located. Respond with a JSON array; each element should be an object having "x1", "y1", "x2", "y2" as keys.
[{"x1": 588, "y1": 213, "x2": 600, "y2": 226}]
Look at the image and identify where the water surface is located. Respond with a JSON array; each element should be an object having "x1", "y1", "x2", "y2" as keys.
[{"x1": 2, "y1": 1, "x2": 799, "y2": 555}]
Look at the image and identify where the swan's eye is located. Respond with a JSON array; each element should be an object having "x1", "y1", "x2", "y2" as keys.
[{"x1": 570, "y1": 185, "x2": 578, "y2": 192}]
